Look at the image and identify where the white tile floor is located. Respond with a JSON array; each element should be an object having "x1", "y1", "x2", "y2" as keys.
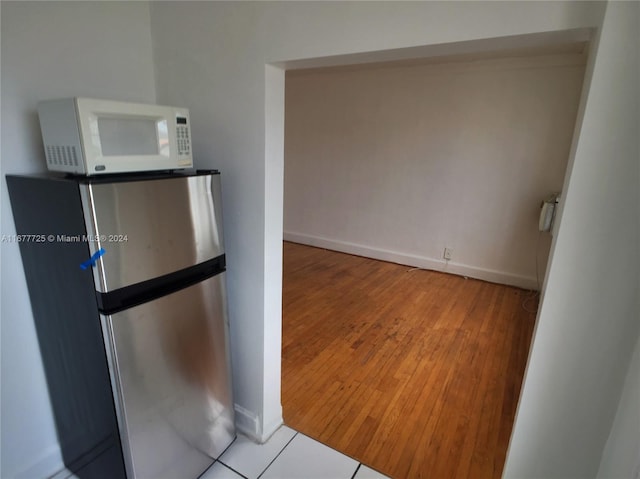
[
  {"x1": 56, "y1": 425, "x2": 390, "y2": 479},
  {"x1": 201, "y1": 425, "x2": 391, "y2": 479}
]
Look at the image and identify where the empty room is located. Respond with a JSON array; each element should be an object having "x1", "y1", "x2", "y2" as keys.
[{"x1": 282, "y1": 44, "x2": 587, "y2": 478}]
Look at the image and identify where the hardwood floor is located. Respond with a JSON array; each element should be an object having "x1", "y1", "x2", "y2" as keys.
[{"x1": 281, "y1": 242, "x2": 537, "y2": 479}]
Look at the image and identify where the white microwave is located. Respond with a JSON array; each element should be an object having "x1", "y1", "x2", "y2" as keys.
[{"x1": 37, "y1": 97, "x2": 193, "y2": 175}]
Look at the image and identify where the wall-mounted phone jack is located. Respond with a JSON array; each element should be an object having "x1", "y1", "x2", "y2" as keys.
[{"x1": 443, "y1": 247, "x2": 453, "y2": 260}]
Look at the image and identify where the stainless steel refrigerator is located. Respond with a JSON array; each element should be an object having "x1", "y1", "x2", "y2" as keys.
[{"x1": 7, "y1": 171, "x2": 235, "y2": 479}]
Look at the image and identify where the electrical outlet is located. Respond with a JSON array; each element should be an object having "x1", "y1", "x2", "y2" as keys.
[{"x1": 443, "y1": 247, "x2": 453, "y2": 260}]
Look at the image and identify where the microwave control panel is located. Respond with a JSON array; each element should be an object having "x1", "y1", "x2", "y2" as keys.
[{"x1": 176, "y1": 116, "x2": 191, "y2": 157}]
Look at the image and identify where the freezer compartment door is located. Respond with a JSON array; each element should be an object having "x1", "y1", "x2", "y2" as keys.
[
  {"x1": 81, "y1": 174, "x2": 224, "y2": 292},
  {"x1": 101, "y1": 274, "x2": 235, "y2": 479}
]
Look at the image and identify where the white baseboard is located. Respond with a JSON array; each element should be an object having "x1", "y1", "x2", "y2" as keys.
[
  {"x1": 10, "y1": 443, "x2": 64, "y2": 479},
  {"x1": 234, "y1": 404, "x2": 284, "y2": 444},
  {"x1": 234, "y1": 404, "x2": 261, "y2": 441},
  {"x1": 284, "y1": 231, "x2": 538, "y2": 290}
]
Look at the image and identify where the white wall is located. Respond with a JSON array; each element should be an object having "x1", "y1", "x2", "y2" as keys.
[
  {"x1": 0, "y1": 2, "x2": 156, "y2": 477},
  {"x1": 503, "y1": 1, "x2": 639, "y2": 477},
  {"x1": 150, "y1": 0, "x2": 607, "y2": 445},
  {"x1": 597, "y1": 334, "x2": 640, "y2": 479},
  {"x1": 3, "y1": 2, "x2": 633, "y2": 478},
  {"x1": 284, "y1": 54, "x2": 585, "y2": 289}
]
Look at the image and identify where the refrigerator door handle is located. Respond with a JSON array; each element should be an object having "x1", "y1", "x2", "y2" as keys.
[{"x1": 96, "y1": 255, "x2": 226, "y2": 315}]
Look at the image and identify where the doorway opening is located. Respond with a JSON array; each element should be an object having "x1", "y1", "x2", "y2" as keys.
[{"x1": 275, "y1": 33, "x2": 591, "y2": 479}]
